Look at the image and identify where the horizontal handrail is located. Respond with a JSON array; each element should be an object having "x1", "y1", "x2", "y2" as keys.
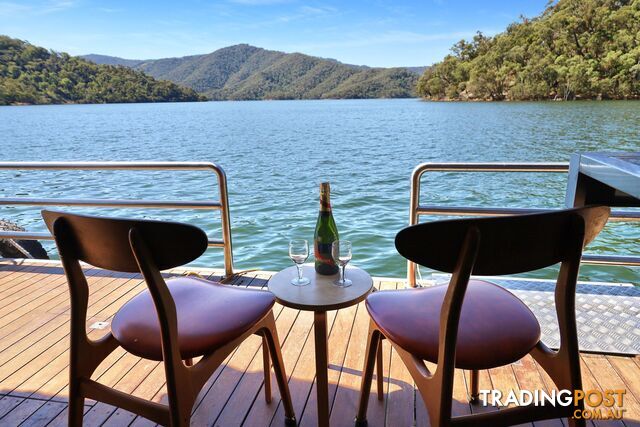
[
  {"x1": 409, "y1": 162, "x2": 640, "y2": 286},
  {"x1": 0, "y1": 198, "x2": 221, "y2": 210},
  {"x1": 416, "y1": 205, "x2": 636, "y2": 222},
  {"x1": 410, "y1": 162, "x2": 570, "y2": 172},
  {"x1": 0, "y1": 161, "x2": 223, "y2": 170},
  {"x1": 0, "y1": 161, "x2": 234, "y2": 276},
  {"x1": 0, "y1": 231, "x2": 225, "y2": 248},
  {"x1": 582, "y1": 254, "x2": 640, "y2": 267}
]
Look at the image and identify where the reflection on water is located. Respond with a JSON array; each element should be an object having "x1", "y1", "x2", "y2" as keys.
[{"x1": 0, "y1": 99, "x2": 638, "y2": 283}]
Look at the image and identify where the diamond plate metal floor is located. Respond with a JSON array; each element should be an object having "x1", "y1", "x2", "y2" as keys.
[{"x1": 430, "y1": 275, "x2": 640, "y2": 355}]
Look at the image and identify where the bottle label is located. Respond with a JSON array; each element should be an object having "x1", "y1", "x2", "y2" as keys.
[
  {"x1": 315, "y1": 241, "x2": 338, "y2": 274},
  {"x1": 315, "y1": 242, "x2": 334, "y2": 264}
]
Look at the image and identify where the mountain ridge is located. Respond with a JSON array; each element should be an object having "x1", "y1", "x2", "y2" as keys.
[
  {"x1": 83, "y1": 44, "x2": 421, "y2": 100},
  {"x1": 0, "y1": 35, "x2": 204, "y2": 105}
]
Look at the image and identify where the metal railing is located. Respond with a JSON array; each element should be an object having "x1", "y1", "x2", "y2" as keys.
[
  {"x1": 408, "y1": 162, "x2": 640, "y2": 286},
  {"x1": 0, "y1": 162, "x2": 234, "y2": 277}
]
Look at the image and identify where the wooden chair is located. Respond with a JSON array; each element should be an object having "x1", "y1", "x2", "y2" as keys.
[
  {"x1": 42, "y1": 210, "x2": 296, "y2": 427},
  {"x1": 355, "y1": 206, "x2": 610, "y2": 427}
]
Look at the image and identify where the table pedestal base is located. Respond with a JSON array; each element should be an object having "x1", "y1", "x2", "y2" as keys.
[{"x1": 314, "y1": 311, "x2": 330, "y2": 427}]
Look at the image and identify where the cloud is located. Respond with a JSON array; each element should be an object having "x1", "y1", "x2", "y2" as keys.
[
  {"x1": 286, "y1": 30, "x2": 481, "y2": 51},
  {"x1": 298, "y1": 6, "x2": 336, "y2": 14},
  {"x1": 0, "y1": 0, "x2": 75, "y2": 16},
  {"x1": 0, "y1": 2, "x2": 32, "y2": 16},
  {"x1": 229, "y1": 0, "x2": 291, "y2": 5},
  {"x1": 98, "y1": 7, "x2": 122, "y2": 13},
  {"x1": 275, "y1": 5, "x2": 336, "y2": 23},
  {"x1": 39, "y1": 0, "x2": 75, "y2": 14}
]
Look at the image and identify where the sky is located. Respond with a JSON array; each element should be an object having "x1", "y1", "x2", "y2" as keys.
[{"x1": 0, "y1": 0, "x2": 549, "y2": 67}]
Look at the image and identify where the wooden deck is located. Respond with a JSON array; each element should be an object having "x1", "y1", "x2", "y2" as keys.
[{"x1": 0, "y1": 259, "x2": 638, "y2": 427}]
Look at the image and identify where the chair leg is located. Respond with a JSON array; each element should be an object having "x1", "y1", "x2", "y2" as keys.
[
  {"x1": 68, "y1": 377, "x2": 84, "y2": 427},
  {"x1": 469, "y1": 369, "x2": 479, "y2": 403},
  {"x1": 376, "y1": 338, "x2": 384, "y2": 401},
  {"x1": 263, "y1": 314, "x2": 296, "y2": 426},
  {"x1": 355, "y1": 321, "x2": 381, "y2": 426},
  {"x1": 262, "y1": 334, "x2": 272, "y2": 403}
]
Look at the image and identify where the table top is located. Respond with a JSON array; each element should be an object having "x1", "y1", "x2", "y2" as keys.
[
  {"x1": 569, "y1": 152, "x2": 640, "y2": 204},
  {"x1": 268, "y1": 264, "x2": 373, "y2": 312}
]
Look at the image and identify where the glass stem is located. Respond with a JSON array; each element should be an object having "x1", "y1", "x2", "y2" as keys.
[
  {"x1": 297, "y1": 264, "x2": 303, "y2": 281},
  {"x1": 341, "y1": 264, "x2": 346, "y2": 283}
]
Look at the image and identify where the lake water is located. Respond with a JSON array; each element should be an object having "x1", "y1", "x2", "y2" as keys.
[{"x1": 1, "y1": 99, "x2": 638, "y2": 284}]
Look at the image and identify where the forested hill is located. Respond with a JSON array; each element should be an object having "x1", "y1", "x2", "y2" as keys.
[
  {"x1": 82, "y1": 54, "x2": 144, "y2": 68},
  {"x1": 84, "y1": 45, "x2": 419, "y2": 100},
  {"x1": 0, "y1": 36, "x2": 204, "y2": 105},
  {"x1": 417, "y1": 0, "x2": 640, "y2": 101}
]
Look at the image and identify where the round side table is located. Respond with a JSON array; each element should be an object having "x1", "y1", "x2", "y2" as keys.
[{"x1": 268, "y1": 264, "x2": 373, "y2": 427}]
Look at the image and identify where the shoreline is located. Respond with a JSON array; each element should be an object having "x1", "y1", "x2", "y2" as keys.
[
  {"x1": 2, "y1": 96, "x2": 420, "y2": 107},
  {"x1": 419, "y1": 97, "x2": 640, "y2": 102},
  {"x1": 4, "y1": 97, "x2": 640, "y2": 107}
]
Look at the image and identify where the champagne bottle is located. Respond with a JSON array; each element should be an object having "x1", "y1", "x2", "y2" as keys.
[{"x1": 314, "y1": 182, "x2": 339, "y2": 275}]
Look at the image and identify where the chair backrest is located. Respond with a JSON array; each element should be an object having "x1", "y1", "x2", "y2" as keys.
[
  {"x1": 42, "y1": 210, "x2": 208, "y2": 272},
  {"x1": 395, "y1": 206, "x2": 610, "y2": 276}
]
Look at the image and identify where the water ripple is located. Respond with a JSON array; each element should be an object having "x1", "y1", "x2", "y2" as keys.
[{"x1": 0, "y1": 99, "x2": 638, "y2": 283}]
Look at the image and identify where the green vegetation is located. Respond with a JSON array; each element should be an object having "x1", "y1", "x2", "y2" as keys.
[
  {"x1": 417, "y1": 0, "x2": 640, "y2": 101},
  {"x1": 86, "y1": 45, "x2": 419, "y2": 100},
  {"x1": 0, "y1": 36, "x2": 203, "y2": 105},
  {"x1": 82, "y1": 54, "x2": 144, "y2": 68}
]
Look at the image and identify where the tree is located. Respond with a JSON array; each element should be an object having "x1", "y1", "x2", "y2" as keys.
[
  {"x1": 417, "y1": 0, "x2": 640, "y2": 101},
  {"x1": 0, "y1": 35, "x2": 204, "y2": 105}
]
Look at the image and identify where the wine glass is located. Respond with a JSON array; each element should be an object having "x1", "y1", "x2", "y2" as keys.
[
  {"x1": 289, "y1": 239, "x2": 310, "y2": 286},
  {"x1": 331, "y1": 240, "x2": 352, "y2": 287}
]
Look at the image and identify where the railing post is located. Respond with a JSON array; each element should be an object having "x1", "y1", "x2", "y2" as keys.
[
  {"x1": 211, "y1": 164, "x2": 234, "y2": 278},
  {"x1": 408, "y1": 165, "x2": 424, "y2": 287}
]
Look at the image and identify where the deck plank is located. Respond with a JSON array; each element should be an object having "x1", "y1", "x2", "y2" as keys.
[
  {"x1": 328, "y1": 284, "x2": 391, "y2": 427},
  {"x1": 608, "y1": 356, "x2": 640, "y2": 406},
  {"x1": 512, "y1": 356, "x2": 564, "y2": 427},
  {"x1": 265, "y1": 309, "x2": 327, "y2": 427},
  {"x1": 0, "y1": 276, "x2": 147, "y2": 400},
  {"x1": 0, "y1": 261, "x2": 637, "y2": 426},
  {"x1": 0, "y1": 268, "x2": 86, "y2": 324},
  {"x1": 328, "y1": 305, "x2": 368, "y2": 427},
  {"x1": 0, "y1": 395, "x2": 25, "y2": 419},
  {"x1": 0, "y1": 269, "x2": 98, "y2": 343},
  {"x1": 242, "y1": 308, "x2": 313, "y2": 427},
  {"x1": 296, "y1": 307, "x2": 353, "y2": 426},
  {"x1": 0, "y1": 266, "x2": 82, "y2": 312},
  {"x1": 0, "y1": 276, "x2": 138, "y2": 396},
  {"x1": 583, "y1": 355, "x2": 640, "y2": 427},
  {"x1": 20, "y1": 400, "x2": 68, "y2": 427},
  {"x1": 0, "y1": 264, "x2": 54, "y2": 298},
  {"x1": 0, "y1": 395, "x2": 47, "y2": 425},
  {"x1": 580, "y1": 356, "x2": 623, "y2": 427},
  {"x1": 378, "y1": 281, "x2": 413, "y2": 427},
  {"x1": 489, "y1": 364, "x2": 534, "y2": 427}
]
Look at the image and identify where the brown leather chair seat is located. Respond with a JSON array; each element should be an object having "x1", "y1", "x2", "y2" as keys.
[
  {"x1": 112, "y1": 277, "x2": 275, "y2": 361},
  {"x1": 366, "y1": 280, "x2": 540, "y2": 370}
]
